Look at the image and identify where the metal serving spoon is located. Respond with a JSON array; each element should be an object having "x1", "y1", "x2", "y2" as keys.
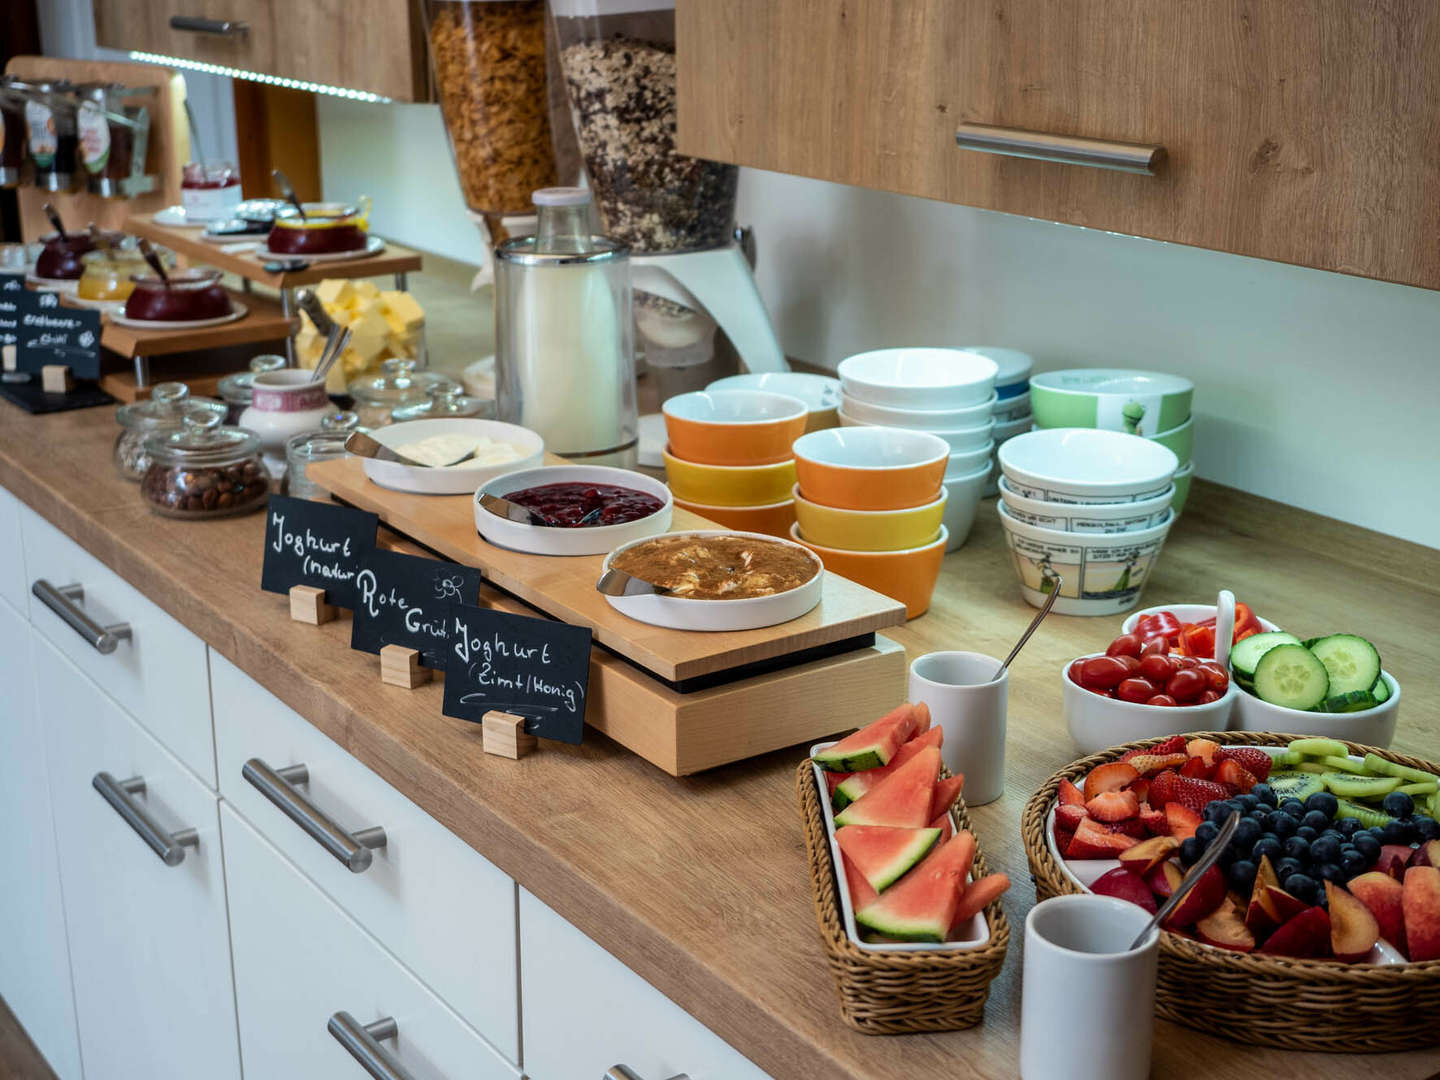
[
  {"x1": 991, "y1": 574, "x2": 1062, "y2": 681},
  {"x1": 42, "y1": 201, "x2": 68, "y2": 242},
  {"x1": 272, "y1": 168, "x2": 307, "y2": 221},
  {"x1": 136, "y1": 238, "x2": 171, "y2": 287},
  {"x1": 345, "y1": 429, "x2": 479, "y2": 470},
  {"x1": 1128, "y1": 809, "x2": 1240, "y2": 950},
  {"x1": 596, "y1": 566, "x2": 671, "y2": 597}
]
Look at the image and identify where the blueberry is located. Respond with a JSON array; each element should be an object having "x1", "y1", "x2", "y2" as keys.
[
  {"x1": 1320, "y1": 829, "x2": 1346, "y2": 845},
  {"x1": 1268, "y1": 813, "x2": 1298, "y2": 838},
  {"x1": 1310, "y1": 836, "x2": 1342, "y2": 865},
  {"x1": 1414, "y1": 815, "x2": 1438, "y2": 842},
  {"x1": 1336, "y1": 818, "x2": 1361, "y2": 837},
  {"x1": 1353, "y1": 833, "x2": 1382, "y2": 862},
  {"x1": 1306, "y1": 792, "x2": 1339, "y2": 818},
  {"x1": 1284, "y1": 873, "x2": 1320, "y2": 905},
  {"x1": 1381, "y1": 820, "x2": 1416, "y2": 845},
  {"x1": 1195, "y1": 821, "x2": 1220, "y2": 845},
  {"x1": 1234, "y1": 818, "x2": 1263, "y2": 848},
  {"x1": 1251, "y1": 783, "x2": 1276, "y2": 807},
  {"x1": 1227, "y1": 859, "x2": 1258, "y2": 893},
  {"x1": 1340, "y1": 848, "x2": 1369, "y2": 877},
  {"x1": 1251, "y1": 836, "x2": 1284, "y2": 865},
  {"x1": 1179, "y1": 836, "x2": 1204, "y2": 867},
  {"x1": 1317, "y1": 862, "x2": 1346, "y2": 884},
  {"x1": 1296, "y1": 825, "x2": 1320, "y2": 842},
  {"x1": 1283, "y1": 835, "x2": 1311, "y2": 861},
  {"x1": 1225, "y1": 798, "x2": 1247, "y2": 815},
  {"x1": 1237, "y1": 793, "x2": 1260, "y2": 812},
  {"x1": 1204, "y1": 801, "x2": 1232, "y2": 824},
  {"x1": 1383, "y1": 791, "x2": 1415, "y2": 819},
  {"x1": 1279, "y1": 799, "x2": 1306, "y2": 818},
  {"x1": 1216, "y1": 845, "x2": 1236, "y2": 869},
  {"x1": 1302, "y1": 809, "x2": 1332, "y2": 832},
  {"x1": 1275, "y1": 857, "x2": 1304, "y2": 880}
]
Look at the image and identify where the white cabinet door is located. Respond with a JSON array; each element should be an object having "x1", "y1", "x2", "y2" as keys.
[
  {"x1": 37, "y1": 635, "x2": 239, "y2": 1080},
  {"x1": 519, "y1": 889, "x2": 774, "y2": 1080},
  {"x1": 0, "y1": 599, "x2": 82, "y2": 1080},
  {"x1": 222, "y1": 805, "x2": 521, "y2": 1080},
  {"x1": 0, "y1": 485, "x2": 28, "y2": 612}
]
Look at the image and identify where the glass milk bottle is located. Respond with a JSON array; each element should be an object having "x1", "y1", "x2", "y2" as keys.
[{"x1": 495, "y1": 187, "x2": 637, "y2": 466}]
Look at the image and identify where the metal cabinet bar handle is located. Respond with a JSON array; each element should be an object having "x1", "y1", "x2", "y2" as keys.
[
  {"x1": 169, "y1": 15, "x2": 248, "y2": 35},
  {"x1": 32, "y1": 580, "x2": 132, "y2": 655},
  {"x1": 955, "y1": 122, "x2": 1165, "y2": 175},
  {"x1": 605, "y1": 1068, "x2": 691, "y2": 1080},
  {"x1": 242, "y1": 758, "x2": 387, "y2": 873},
  {"x1": 92, "y1": 772, "x2": 198, "y2": 867},
  {"x1": 328, "y1": 1013, "x2": 417, "y2": 1080}
]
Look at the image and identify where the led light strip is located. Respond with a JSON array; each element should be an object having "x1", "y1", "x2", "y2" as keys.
[{"x1": 128, "y1": 51, "x2": 392, "y2": 103}]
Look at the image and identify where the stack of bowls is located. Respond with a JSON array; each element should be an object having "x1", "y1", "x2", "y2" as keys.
[
  {"x1": 834, "y1": 347, "x2": 997, "y2": 551},
  {"x1": 790, "y1": 427, "x2": 951, "y2": 619},
  {"x1": 661, "y1": 390, "x2": 807, "y2": 537},
  {"x1": 965, "y1": 347, "x2": 1033, "y2": 496},
  {"x1": 1028, "y1": 369, "x2": 1195, "y2": 515},
  {"x1": 995, "y1": 428, "x2": 1180, "y2": 616}
]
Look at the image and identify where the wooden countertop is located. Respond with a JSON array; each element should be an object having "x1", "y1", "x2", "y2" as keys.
[{"x1": 1, "y1": 402, "x2": 1436, "y2": 1080}]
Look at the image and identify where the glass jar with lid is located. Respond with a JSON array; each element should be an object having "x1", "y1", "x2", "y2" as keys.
[
  {"x1": 217, "y1": 354, "x2": 286, "y2": 425},
  {"x1": 140, "y1": 409, "x2": 269, "y2": 519},
  {"x1": 285, "y1": 411, "x2": 360, "y2": 500},
  {"x1": 113, "y1": 382, "x2": 226, "y2": 481},
  {"x1": 390, "y1": 381, "x2": 495, "y2": 422},
  {"x1": 347, "y1": 357, "x2": 459, "y2": 428},
  {"x1": 77, "y1": 238, "x2": 166, "y2": 302}
]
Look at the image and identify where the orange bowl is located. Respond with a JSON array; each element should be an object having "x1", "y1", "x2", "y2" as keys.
[
  {"x1": 662, "y1": 390, "x2": 809, "y2": 466},
  {"x1": 672, "y1": 495, "x2": 797, "y2": 538},
  {"x1": 791, "y1": 427, "x2": 949, "y2": 511},
  {"x1": 790, "y1": 522, "x2": 947, "y2": 619}
]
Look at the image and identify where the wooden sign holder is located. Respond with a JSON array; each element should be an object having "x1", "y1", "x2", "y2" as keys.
[
  {"x1": 380, "y1": 644, "x2": 431, "y2": 689},
  {"x1": 481, "y1": 711, "x2": 536, "y2": 760},
  {"x1": 41, "y1": 366, "x2": 75, "y2": 394},
  {"x1": 289, "y1": 585, "x2": 337, "y2": 625}
]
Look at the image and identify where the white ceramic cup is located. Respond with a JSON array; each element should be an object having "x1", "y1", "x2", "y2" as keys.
[
  {"x1": 908, "y1": 651, "x2": 1007, "y2": 805},
  {"x1": 1020, "y1": 895, "x2": 1159, "y2": 1080}
]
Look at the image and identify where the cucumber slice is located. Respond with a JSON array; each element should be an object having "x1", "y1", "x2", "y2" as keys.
[
  {"x1": 1318, "y1": 690, "x2": 1379, "y2": 714},
  {"x1": 1319, "y1": 754, "x2": 1369, "y2": 774},
  {"x1": 1334, "y1": 798, "x2": 1395, "y2": 829},
  {"x1": 1230, "y1": 631, "x2": 1302, "y2": 676},
  {"x1": 1371, "y1": 675, "x2": 1392, "y2": 704},
  {"x1": 1253, "y1": 644, "x2": 1330, "y2": 710},
  {"x1": 1268, "y1": 772, "x2": 1326, "y2": 802},
  {"x1": 1398, "y1": 779, "x2": 1440, "y2": 796},
  {"x1": 1306, "y1": 634, "x2": 1381, "y2": 695},
  {"x1": 1320, "y1": 771, "x2": 1400, "y2": 798},
  {"x1": 1363, "y1": 753, "x2": 1439, "y2": 786},
  {"x1": 1288, "y1": 737, "x2": 1350, "y2": 759}
]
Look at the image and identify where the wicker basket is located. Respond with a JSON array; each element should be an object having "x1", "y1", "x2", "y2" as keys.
[
  {"x1": 1022, "y1": 730, "x2": 1440, "y2": 1053},
  {"x1": 796, "y1": 760, "x2": 1010, "y2": 1034}
]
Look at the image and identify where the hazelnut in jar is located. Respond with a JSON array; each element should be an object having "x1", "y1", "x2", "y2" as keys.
[{"x1": 141, "y1": 408, "x2": 269, "y2": 519}]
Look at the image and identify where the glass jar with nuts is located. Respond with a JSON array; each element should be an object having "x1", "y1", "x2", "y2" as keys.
[
  {"x1": 140, "y1": 408, "x2": 269, "y2": 519},
  {"x1": 113, "y1": 381, "x2": 227, "y2": 482}
]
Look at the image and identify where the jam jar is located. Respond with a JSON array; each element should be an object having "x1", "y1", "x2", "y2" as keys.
[
  {"x1": 285, "y1": 410, "x2": 360, "y2": 500},
  {"x1": 267, "y1": 196, "x2": 370, "y2": 255},
  {"x1": 35, "y1": 229, "x2": 123, "y2": 282},
  {"x1": 113, "y1": 381, "x2": 227, "y2": 481},
  {"x1": 181, "y1": 160, "x2": 243, "y2": 222},
  {"x1": 124, "y1": 267, "x2": 232, "y2": 322},
  {"x1": 391, "y1": 381, "x2": 494, "y2": 422},
  {"x1": 141, "y1": 409, "x2": 269, "y2": 519},
  {"x1": 77, "y1": 239, "x2": 163, "y2": 301},
  {"x1": 216, "y1": 354, "x2": 286, "y2": 425},
  {"x1": 348, "y1": 357, "x2": 458, "y2": 428}
]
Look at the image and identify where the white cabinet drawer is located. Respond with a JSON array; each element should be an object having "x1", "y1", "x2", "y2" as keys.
[
  {"x1": 37, "y1": 635, "x2": 239, "y2": 1080},
  {"x1": 223, "y1": 804, "x2": 521, "y2": 1080},
  {"x1": 23, "y1": 510, "x2": 215, "y2": 787},
  {"x1": 211, "y1": 652, "x2": 520, "y2": 1063},
  {"x1": 0, "y1": 485, "x2": 27, "y2": 614},
  {"x1": 519, "y1": 889, "x2": 774, "y2": 1080}
]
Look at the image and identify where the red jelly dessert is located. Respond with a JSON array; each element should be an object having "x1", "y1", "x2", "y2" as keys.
[
  {"x1": 267, "y1": 202, "x2": 369, "y2": 255},
  {"x1": 35, "y1": 229, "x2": 121, "y2": 280},
  {"x1": 503, "y1": 482, "x2": 663, "y2": 527},
  {"x1": 124, "y1": 269, "x2": 232, "y2": 322}
]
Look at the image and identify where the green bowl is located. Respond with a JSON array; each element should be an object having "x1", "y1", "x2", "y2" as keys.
[
  {"x1": 1171, "y1": 461, "x2": 1194, "y2": 515},
  {"x1": 1148, "y1": 415, "x2": 1193, "y2": 467},
  {"x1": 1030, "y1": 369, "x2": 1193, "y2": 436}
]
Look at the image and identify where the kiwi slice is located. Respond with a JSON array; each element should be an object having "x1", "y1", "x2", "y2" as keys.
[
  {"x1": 1270, "y1": 749, "x2": 1301, "y2": 767},
  {"x1": 1334, "y1": 798, "x2": 1395, "y2": 829},
  {"x1": 1288, "y1": 737, "x2": 1349, "y2": 759},
  {"x1": 1398, "y1": 779, "x2": 1440, "y2": 796},
  {"x1": 1320, "y1": 772, "x2": 1401, "y2": 798},
  {"x1": 1268, "y1": 771, "x2": 1326, "y2": 802},
  {"x1": 1320, "y1": 754, "x2": 1368, "y2": 775},
  {"x1": 1363, "y1": 753, "x2": 1440, "y2": 786},
  {"x1": 1295, "y1": 762, "x2": 1328, "y2": 775}
]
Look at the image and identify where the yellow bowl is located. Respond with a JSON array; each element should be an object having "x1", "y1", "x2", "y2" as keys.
[
  {"x1": 672, "y1": 495, "x2": 797, "y2": 538},
  {"x1": 663, "y1": 447, "x2": 797, "y2": 507},
  {"x1": 790, "y1": 523, "x2": 947, "y2": 619},
  {"x1": 792, "y1": 483, "x2": 945, "y2": 552}
]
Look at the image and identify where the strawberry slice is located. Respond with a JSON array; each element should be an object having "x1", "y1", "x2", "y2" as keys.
[
  {"x1": 1216, "y1": 746, "x2": 1272, "y2": 782},
  {"x1": 1057, "y1": 777, "x2": 1085, "y2": 806},
  {"x1": 1215, "y1": 759, "x2": 1258, "y2": 794},
  {"x1": 1180, "y1": 756, "x2": 1215, "y2": 781},
  {"x1": 1055, "y1": 803, "x2": 1088, "y2": 831},
  {"x1": 1140, "y1": 806, "x2": 1168, "y2": 836},
  {"x1": 1086, "y1": 789, "x2": 1140, "y2": 823},
  {"x1": 1129, "y1": 778, "x2": 1151, "y2": 805},
  {"x1": 1101, "y1": 818, "x2": 1148, "y2": 838},
  {"x1": 1066, "y1": 817, "x2": 1140, "y2": 859},
  {"x1": 1165, "y1": 802, "x2": 1202, "y2": 841},
  {"x1": 1121, "y1": 753, "x2": 1188, "y2": 778},
  {"x1": 1119, "y1": 735, "x2": 1187, "y2": 762},
  {"x1": 1148, "y1": 769, "x2": 1181, "y2": 809},
  {"x1": 1171, "y1": 776, "x2": 1231, "y2": 816},
  {"x1": 1083, "y1": 762, "x2": 1141, "y2": 802}
]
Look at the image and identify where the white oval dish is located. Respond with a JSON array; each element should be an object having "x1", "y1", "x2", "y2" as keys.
[
  {"x1": 600, "y1": 530, "x2": 823, "y2": 631},
  {"x1": 838, "y1": 389, "x2": 998, "y2": 431},
  {"x1": 362, "y1": 418, "x2": 544, "y2": 496},
  {"x1": 475, "y1": 465, "x2": 672, "y2": 556},
  {"x1": 999, "y1": 476, "x2": 1174, "y2": 534},
  {"x1": 838, "y1": 348, "x2": 998, "y2": 410},
  {"x1": 998, "y1": 428, "x2": 1178, "y2": 504},
  {"x1": 1062, "y1": 651, "x2": 1237, "y2": 754}
]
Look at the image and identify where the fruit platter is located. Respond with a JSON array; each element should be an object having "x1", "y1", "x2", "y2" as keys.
[{"x1": 1023, "y1": 731, "x2": 1440, "y2": 1052}]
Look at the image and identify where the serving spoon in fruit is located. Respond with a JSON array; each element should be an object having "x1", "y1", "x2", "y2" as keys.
[{"x1": 1128, "y1": 809, "x2": 1240, "y2": 950}]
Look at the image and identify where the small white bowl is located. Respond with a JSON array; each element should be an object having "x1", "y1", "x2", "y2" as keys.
[
  {"x1": 1120, "y1": 603, "x2": 1281, "y2": 638},
  {"x1": 965, "y1": 347, "x2": 1033, "y2": 395},
  {"x1": 941, "y1": 465, "x2": 990, "y2": 551},
  {"x1": 838, "y1": 389, "x2": 998, "y2": 431},
  {"x1": 991, "y1": 390, "x2": 1031, "y2": 423},
  {"x1": 361, "y1": 418, "x2": 545, "y2": 496},
  {"x1": 946, "y1": 439, "x2": 995, "y2": 478},
  {"x1": 839, "y1": 409, "x2": 995, "y2": 452},
  {"x1": 838, "y1": 348, "x2": 998, "y2": 410},
  {"x1": 998, "y1": 428, "x2": 1178, "y2": 504},
  {"x1": 999, "y1": 476, "x2": 1174, "y2": 534},
  {"x1": 600, "y1": 530, "x2": 823, "y2": 631},
  {"x1": 792, "y1": 425, "x2": 951, "y2": 471},
  {"x1": 474, "y1": 465, "x2": 673, "y2": 556},
  {"x1": 994, "y1": 413, "x2": 1033, "y2": 443},
  {"x1": 1063, "y1": 652, "x2": 1238, "y2": 755},
  {"x1": 705, "y1": 372, "x2": 841, "y2": 414},
  {"x1": 996, "y1": 502, "x2": 1175, "y2": 616},
  {"x1": 1231, "y1": 672, "x2": 1401, "y2": 747},
  {"x1": 661, "y1": 388, "x2": 808, "y2": 425}
]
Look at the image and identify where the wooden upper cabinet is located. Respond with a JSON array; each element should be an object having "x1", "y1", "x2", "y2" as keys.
[
  {"x1": 93, "y1": 0, "x2": 427, "y2": 102},
  {"x1": 676, "y1": 0, "x2": 1440, "y2": 291}
]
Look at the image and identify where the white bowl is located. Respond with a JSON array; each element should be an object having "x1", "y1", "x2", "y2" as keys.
[
  {"x1": 946, "y1": 439, "x2": 995, "y2": 478},
  {"x1": 965, "y1": 347, "x2": 1033, "y2": 395},
  {"x1": 1063, "y1": 652, "x2": 1237, "y2": 755},
  {"x1": 941, "y1": 465, "x2": 989, "y2": 551},
  {"x1": 792, "y1": 425, "x2": 952, "y2": 471},
  {"x1": 994, "y1": 413, "x2": 1033, "y2": 443},
  {"x1": 999, "y1": 475, "x2": 1174, "y2": 534},
  {"x1": 360, "y1": 418, "x2": 545, "y2": 496},
  {"x1": 996, "y1": 502, "x2": 1175, "y2": 616},
  {"x1": 838, "y1": 409, "x2": 995, "y2": 451},
  {"x1": 991, "y1": 390, "x2": 1031, "y2": 423},
  {"x1": 600, "y1": 530, "x2": 823, "y2": 631},
  {"x1": 661, "y1": 388, "x2": 809, "y2": 425},
  {"x1": 474, "y1": 465, "x2": 673, "y2": 556},
  {"x1": 998, "y1": 428, "x2": 1178, "y2": 504},
  {"x1": 1231, "y1": 672, "x2": 1401, "y2": 747},
  {"x1": 838, "y1": 389, "x2": 998, "y2": 431},
  {"x1": 705, "y1": 372, "x2": 841, "y2": 414},
  {"x1": 838, "y1": 348, "x2": 998, "y2": 410}
]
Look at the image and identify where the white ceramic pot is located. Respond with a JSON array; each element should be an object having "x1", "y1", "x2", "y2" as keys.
[
  {"x1": 1062, "y1": 652, "x2": 1237, "y2": 754},
  {"x1": 240, "y1": 370, "x2": 332, "y2": 464}
]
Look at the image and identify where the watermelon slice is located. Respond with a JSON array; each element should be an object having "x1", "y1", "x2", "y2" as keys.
[
  {"x1": 855, "y1": 830, "x2": 973, "y2": 942},
  {"x1": 812, "y1": 704, "x2": 920, "y2": 772},
  {"x1": 836, "y1": 825, "x2": 941, "y2": 893},
  {"x1": 834, "y1": 746, "x2": 941, "y2": 828},
  {"x1": 929, "y1": 774, "x2": 965, "y2": 820},
  {"x1": 840, "y1": 851, "x2": 879, "y2": 911},
  {"x1": 824, "y1": 771, "x2": 852, "y2": 797},
  {"x1": 929, "y1": 811, "x2": 954, "y2": 842},
  {"x1": 951, "y1": 873, "x2": 1011, "y2": 938},
  {"x1": 832, "y1": 728, "x2": 943, "y2": 810}
]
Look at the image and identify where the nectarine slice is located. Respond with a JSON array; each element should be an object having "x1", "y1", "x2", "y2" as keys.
[
  {"x1": 1118, "y1": 836, "x2": 1178, "y2": 877},
  {"x1": 1403, "y1": 865, "x2": 1440, "y2": 962},
  {"x1": 1325, "y1": 881, "x2": 1381, "y2": 963},
  {"x1": 1196, "y1": 896, "x2": 1255, "y2": 952},
  {"x1": 1347, "y1": 872, "x2": 1407, "y2": 954}
]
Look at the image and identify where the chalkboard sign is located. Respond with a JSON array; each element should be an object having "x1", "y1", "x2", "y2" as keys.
[
  {"x1": 350, "y1": 549, "x2": 483, "y2": 669},
  {"x1": 260, "y1": 495, "x2": 378, "y2": 611},
  {"x1": 15, "y1": 290, "x2": 102, "y2": 379},
  {"x1": 0, "y1": 275, "x2": 21, "y2": 356},
  {"x1": 442, "y1": 603, "x2": 591, "y2": 745}
]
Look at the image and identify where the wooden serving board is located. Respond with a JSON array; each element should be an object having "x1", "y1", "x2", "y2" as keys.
[
  {"x1": 309, "y1": 454, "x2": 908, "y2": 685},
  {"x1": 85, "y1": 289, "x2": 298, "y2": 360}
]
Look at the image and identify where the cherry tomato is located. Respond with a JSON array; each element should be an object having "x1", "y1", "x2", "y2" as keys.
[
  {"x1": 1195, "y1": 662, "x2": 1230, "y2": 691},
  {"x1": 1106, "y1": 633, "x2": 1143, "y2": 659},
  {"x1": 1166, "y1": 668, "x2": 1208, "y2": 703},
  {"x1": 1197, "y1": 689, "x2": 1222, "y2": 704},
  {"x1": 1146, "y1": 694, "x2": 1178, "y2": 707},
  {"x1": 1138, "y1": 653, "x2": 1176, "y2": 683},
  {"x1": 1067, "y1": 659, "x2": 1087, "y2": 686},
  {"x1": 1141, "y1": 637, "x2": 1168, "y2": 657},
  {"x1": 1174, "y1": 655, "x2": 1200, "y2": 669},
  {"x1": 1080, "y1": 656, "x2": 1130, "y2": 690},
  {"x1": 1116, "y1": 654, "x2": 1142, "y2": 673},
  {"x1": 1116, "y1": 677, "x2": 1158, "y2": 703}
]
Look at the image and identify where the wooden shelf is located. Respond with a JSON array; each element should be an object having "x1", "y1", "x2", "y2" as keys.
[{"x1": 79, "y1": 289, "x2": 297, "y2": 360}]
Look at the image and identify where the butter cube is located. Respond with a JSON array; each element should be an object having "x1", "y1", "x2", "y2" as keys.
[
  {"x1": 347, "y1": 305, "x2": 391, "y2": 363},
  {"x1": 315, "y1": 279, "x2": 354, "y2": 308},
  {"x1": 351, "y1": 280, "x2": 381, "y2": 302},
  {"x1": 379, "y1": 290, "x2": 424, "y2": 335}
]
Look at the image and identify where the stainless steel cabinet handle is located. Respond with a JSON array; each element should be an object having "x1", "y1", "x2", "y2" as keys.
[
  {"x1": 32, "y1": 580, "x2": 132, "y2": 654},
  {"x1": 955, "y1": 122, "x2": 1165, "y2": 175},
  {"x1": 169, "y1": 15, "x2": 248, "y2": 35},
  {"x1": 93, "y1": 772, "x2": 198, "y2": 867},
  {"x1": 242, "y1": 758, "x2": 387, "y2": 873},
  {"x1": 606, "y1": 1068, "x2": 690, "y2": 1080},
  {"x1": 328, "y1": 1013, "x2": 416, "y2": 1080}
]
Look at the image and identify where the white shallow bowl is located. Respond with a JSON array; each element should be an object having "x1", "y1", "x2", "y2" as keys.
[
  {"x1": 361, "y1": 418, "x2": 544, "y2": 496},
  {"x1": 792, "y1": 425, "x2": 951, "y2": 471},
  {"x1": 964, "y1": 347, "x2": 1033, "y2": 394},
  {"x1": 994, "y1": 414, "x2": 1031, "y2": 443},
  {"x1": 839, "y1": 409, "x2": 995, "y2": 452},
  {"x1": 1231, "y1": 669, "x2": 1402, "y2": 747},
  {"x1": 946, "y1": 439, "x2": 995, "y2": 478},
  {"x1": 991, "y1": 390, "x2": 1031, "y2": 423},
  {"x1": 998, "y1": 428, "x2": 1178, "y2": 504},
  {"x1": 941, "y1": 465, "x2": 989, "y2": 551},
  {"x1": 996, "y1": 502, "x2": 1175, "y2": 616},
  {"x1": 999, "y1": 476, "x2": 1174, "y2": 534},
  {"x1": 474, "y1": 465, "x2": 672, "y2": 556},
  {"x1": 601, "y1": 530, "x2": 823, "y2": 631},
  {"x1": 838, "y1": 348, "x2": 998, "y2": 410},
  {"x1": 1063, "y1": 652, "x2": 1237, "y2": 754},
  {"x1": 661, "y1": 388, "x2": 809, "y2": 425},
  {"x1": 838, "y1": 390, "x2": 998, "y2": 432},
  {"x1": 706, "y1": 372, "x2": 841, "y2": 414}
]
